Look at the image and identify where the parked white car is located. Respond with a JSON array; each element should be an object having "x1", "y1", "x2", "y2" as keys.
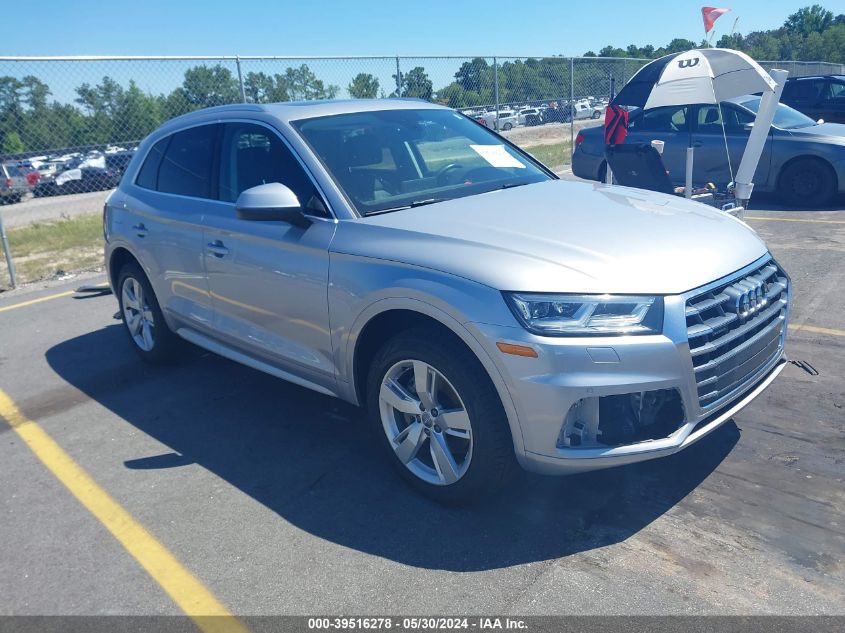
[
  {"x1": 517, "y1": 108, "x2": 543, "y2": 125},
  {"x1": 481, "y1": 110, "x2": 519, "y2": 131}
]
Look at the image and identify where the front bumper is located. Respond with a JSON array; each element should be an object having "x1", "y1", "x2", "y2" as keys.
[{"x1": 471, "y1": 255, "x2": 790, "y2": 475}]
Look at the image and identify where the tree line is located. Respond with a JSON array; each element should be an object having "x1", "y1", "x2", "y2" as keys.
[{"x1": 1, "y1": 4, "x2": 841, "y2": 155}]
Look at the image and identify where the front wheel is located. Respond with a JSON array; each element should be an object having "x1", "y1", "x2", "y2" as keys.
[
  {"x1": 502, "y1": 122, "x2": 513, "y2": 131},
  {"x1": 778, "y1": 157, "x2": 836, "y2": 207},
  {"x1": 367, "y1": 330, "x2": 514, "y2": 503}
]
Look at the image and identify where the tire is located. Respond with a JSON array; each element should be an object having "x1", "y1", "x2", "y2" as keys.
[
  {"x1": 778, "y1": 157, "x2": 836, "y2": 207},
  {"x1": 591, "y1": 111, "x2": 601, "y2": 119},
  {"x1": 366, "y1": 328, "x2": 514, "y2": 504},
  {"x1": 116, "y1": 261, "x2": 181, "y2": 363},
  {"x1": 502, "y1": 122, "x2": 513, "y2": 131},
  {"x1": 597, "y1": 161, "x2": 607, "y2": 183}
]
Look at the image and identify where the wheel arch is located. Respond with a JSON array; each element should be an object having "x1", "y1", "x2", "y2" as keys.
[
  {"x1": 776, "y1": 154, "x2": 838, "y2": 194},
  {"x1": 347, "y1": 299, "x2": 527, "y2": 457},
  {"x1": 108, "y1": 246, "x2": 141, "y2": 291}
]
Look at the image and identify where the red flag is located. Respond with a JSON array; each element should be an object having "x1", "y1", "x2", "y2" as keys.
[
  {"x1": 604, "y1": 104, "x2": 629, "y2": 145},
  {"x1": 701, "y1": 6, "x2": 731, "y2": 33}
]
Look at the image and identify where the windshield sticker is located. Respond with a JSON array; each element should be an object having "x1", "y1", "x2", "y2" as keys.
[{"x1": 470, "y1": 145, "x2": 526, "y2": 169}]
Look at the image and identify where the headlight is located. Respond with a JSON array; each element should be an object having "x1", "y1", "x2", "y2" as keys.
[{"x1": 503, "y1": 293, "x2": 663, "y2": 336}]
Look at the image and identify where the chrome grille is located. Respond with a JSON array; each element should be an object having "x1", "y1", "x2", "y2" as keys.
[{"x1": 686, "y1": 260, "x2": 789, "y2": 410}]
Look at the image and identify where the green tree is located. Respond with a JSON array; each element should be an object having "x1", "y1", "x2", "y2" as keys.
[
  {"x1": 2, "y1": 131, "x2": 24, "y2": 154},
  {"x1": 347, "y1": 73, "x2": 380, "y2": 99},
  {"x1": 282, "y1": 64, "x2": 339, "y2": 101},
  {"x1": 785, "y1": 4, "x2": 834, "y2": 36},
  {"x1": 454, "y1": 58, "x2": 491, "y2": 92},
  {"x1": 180, "y1": 65, "x2": 241, "y2": 109},
  {"x1": 394, "y1": 66, "x2": 433, "y2": 100}
]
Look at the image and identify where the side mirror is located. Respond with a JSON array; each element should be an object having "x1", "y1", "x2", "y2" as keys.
[{"x1": 235, "y1": 182, "x2": 311, "y2": 228}]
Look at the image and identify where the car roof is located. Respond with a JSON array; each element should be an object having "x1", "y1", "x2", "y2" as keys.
[
  {"x1": 786, "y1": 75, "x2": 845, "y2": 81},
  {"x1": 164, "y1": 98, "x2": 445, "y2": 128}
]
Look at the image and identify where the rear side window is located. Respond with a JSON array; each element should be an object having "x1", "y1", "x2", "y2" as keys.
[
  {"x1": 157, "y1": 125, "x2": 218, "y2": 198},
  {"x1": 135, "y1": 138, "x2": 168, "y2": 190}
]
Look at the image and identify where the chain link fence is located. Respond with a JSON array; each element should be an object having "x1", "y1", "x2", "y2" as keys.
[{"x1": 1, "y1": 54, "x2": 843, "y2": 287}]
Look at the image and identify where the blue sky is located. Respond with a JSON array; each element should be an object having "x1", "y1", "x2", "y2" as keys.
[{"x1": 1, "y1": 0, "x2": 823, "y2": 57}]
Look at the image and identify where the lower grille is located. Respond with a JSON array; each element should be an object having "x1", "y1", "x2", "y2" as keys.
[{"x1": 686, "y1": 259, "x2": 789, "y2": 409}]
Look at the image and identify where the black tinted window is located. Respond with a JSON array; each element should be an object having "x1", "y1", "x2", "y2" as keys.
[
  {"x1": 218, "y1": 122, "x2": 319, "y2": 211},
  {"x1": 135, "y1": 138, "x2": 168, "y2": 190},
  {"x1": 158, "y1": 125, "x2": 217, "y2": 198},
  {"x1": 629, "y1": 106, "x2": 687, "y2": 132}
]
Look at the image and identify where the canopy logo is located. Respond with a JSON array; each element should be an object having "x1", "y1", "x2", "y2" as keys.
[{"x1": 678, "y1": 58, "x2": 700, "y2": 68}]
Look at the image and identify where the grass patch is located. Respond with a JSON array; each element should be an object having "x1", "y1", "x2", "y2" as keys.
[
  {"x1": 1, "y1": 213, "x2": 103, "y2": 289},
  {"x1": 523, "y1": 141, "x2": 572, "y2": 171}
]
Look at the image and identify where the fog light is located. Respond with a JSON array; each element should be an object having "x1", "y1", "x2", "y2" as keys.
[{"x1": 558, "y1": 389, "x2": 685, "y2": 449}]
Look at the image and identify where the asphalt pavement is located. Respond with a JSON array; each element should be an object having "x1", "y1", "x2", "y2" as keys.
[{"x1": 0, "y1": 196, "x2": 843, "y2": 617}]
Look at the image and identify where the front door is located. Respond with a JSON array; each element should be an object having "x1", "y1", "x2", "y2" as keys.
[
  {"x1": 202, "y1": 121, "x2": 337, "y2": 390},
  {"x1": 691, "y1": 103, "x2": 772, "y2": 190}
]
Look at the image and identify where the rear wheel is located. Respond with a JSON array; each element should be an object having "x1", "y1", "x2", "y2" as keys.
[
  {"x1": 117, "y1": 262, "x2": 181, "y2": 363},
  {"x1": 367, "y1": 330, "x2": 513, "y2": 503},
  {"x1": 502, "y1": 122, "x2": 513, "y2": 131},
  {"x1": 597, "y1": 161, "x2": 608, "y2": 183},
  {"x1": 778, "y1": 157, "x2": 836, "y2": 207}
]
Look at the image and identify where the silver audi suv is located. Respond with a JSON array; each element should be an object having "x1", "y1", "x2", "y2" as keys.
[{"x1": 104, "y1": 99, "x2": 790, "y2": 502}]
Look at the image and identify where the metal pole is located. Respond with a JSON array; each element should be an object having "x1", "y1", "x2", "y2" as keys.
[
  {"x1": 493, "y1": 57, "x2": 500, "y2": 131},
  {"x1": 235, "y1": 56, "x2": 246, "y2": 103},
  {"x1": 569, "y1": 57, "x2": 574, "y2": 153},
  {"x1": 395, "y1": 56, "x2": 402, "y2": 97},
  {"x1": 0, "y1": 212, "x2": 17, "y2": 289}
]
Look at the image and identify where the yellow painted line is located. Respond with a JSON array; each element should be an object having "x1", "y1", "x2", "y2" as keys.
[
  {"x1": 0, "y1": 283, "x2": 109, "y2": 314},
  {"x1": 745, "y1": 216, "x2": 845, "y2": 225},
  {"x1": 0, "y1": 389, "x2": 248, "y2": 633},
  {"x1": 789, "y1": 323, "x2": 845, "y2": 338}
]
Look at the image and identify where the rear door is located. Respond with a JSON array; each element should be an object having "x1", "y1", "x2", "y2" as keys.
[
  {"x1": 201, "y1": 121, "x2": 337, "y2": 389},
  {"x1": 690, "y1": 103, "x2": 771, "y2": 189},
  {"x1": 123, "y1": 124, "x2": 218, "y2": 330},
  {"x1": 624, "y1": 105, "x2": 690, "y2": 185}
]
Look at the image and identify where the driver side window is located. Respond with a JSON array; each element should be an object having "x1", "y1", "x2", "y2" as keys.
[{"x1": 218, "y1": 122, "x2": 325, "y2": 215}]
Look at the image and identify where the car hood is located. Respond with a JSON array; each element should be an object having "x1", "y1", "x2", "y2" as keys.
[
  {"x1": 334, "y1": 180, "x2": 768, "y2": 295},
  {"x1": 785, "y1": 121, "x2": 845, "y2": 141}
]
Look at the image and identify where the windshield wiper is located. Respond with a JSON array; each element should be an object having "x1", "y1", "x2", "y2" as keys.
[
  {"x1": 500, "y1": 182, "x2": 530, "y2": 189},
  {"x1": 363, "y1": 198, "x2": 447, "y2": 216}
]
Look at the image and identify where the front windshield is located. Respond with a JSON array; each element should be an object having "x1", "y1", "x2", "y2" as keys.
[
  {"x1": 293, "y1": 108, "x2": 551, "y2": 215},
  {"x1": 739, "y1": 97, "x2": 817, "y2": 130}
]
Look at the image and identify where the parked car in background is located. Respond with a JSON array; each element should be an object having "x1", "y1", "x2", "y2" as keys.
[
  {"x1": 572, "y1": 96, "x2": 845, "y2": 206},
  {"x1": 13, "y1": 161, "x2": 41, "y2": 187},
  {"x1": 480, "y1": 109, "x2": 519, "y2": 130},
  {"x1": 517, "y1": 108, "x2": 543, "y2": 125},
  {"x1": 0, "y1": 162, "x2": 29, "y2": 204},
  {"x1": 34, "y1": 166, "x2": 119, "y2": 197},
  {"x1": 105, "y1": 150, "x2": 136, "y2": 178},
  {"x1": 105, "y1": 99, "x2": 790, "y2": 502},
  {"x1": 781, "y1": 75, "x2": 845, "y2": 124}
]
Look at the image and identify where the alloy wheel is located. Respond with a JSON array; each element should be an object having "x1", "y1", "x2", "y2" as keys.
[
  {"x1": 121, "y1": 277, "x2": 155, "y2": 352},
  {"x1": 378, "y1": 360, "x2": 473, "y2": 486}
]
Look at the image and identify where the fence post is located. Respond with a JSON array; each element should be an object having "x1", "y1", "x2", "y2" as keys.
[
  {"x1": 395, "y1": 56, "x2": 402, "y2": 97},
  {"x1": 493, "y1": 57, "x2": 500, "y2": 131},
  {"x1": 0, "y1": 212, "x2": 17, "y2": 289},
  {"x1": 235, "y1": 56, "x2": 246, "y2": 103},
  {"x1": 569, "y1": 57, "x2": 574, "y2": 154}
]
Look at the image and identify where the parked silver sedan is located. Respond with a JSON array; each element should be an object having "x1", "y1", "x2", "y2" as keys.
[
  {"x1": 572, "y1": 97, "x2": 845, "y2": 206},
  {"x1": 105, "y1": 99, "x2": 790, "y2": 502}
]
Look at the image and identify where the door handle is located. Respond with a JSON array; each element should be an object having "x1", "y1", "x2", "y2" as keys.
[
  {"x1": 207, "y1": 240, "x2": 229, "y2": 258},
  {"x1": 692, "y1": 141, "x2": 704, "y2": 148},
  {"x1": 132, "y1": 223, "x2": 148, "y2": 237}
]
